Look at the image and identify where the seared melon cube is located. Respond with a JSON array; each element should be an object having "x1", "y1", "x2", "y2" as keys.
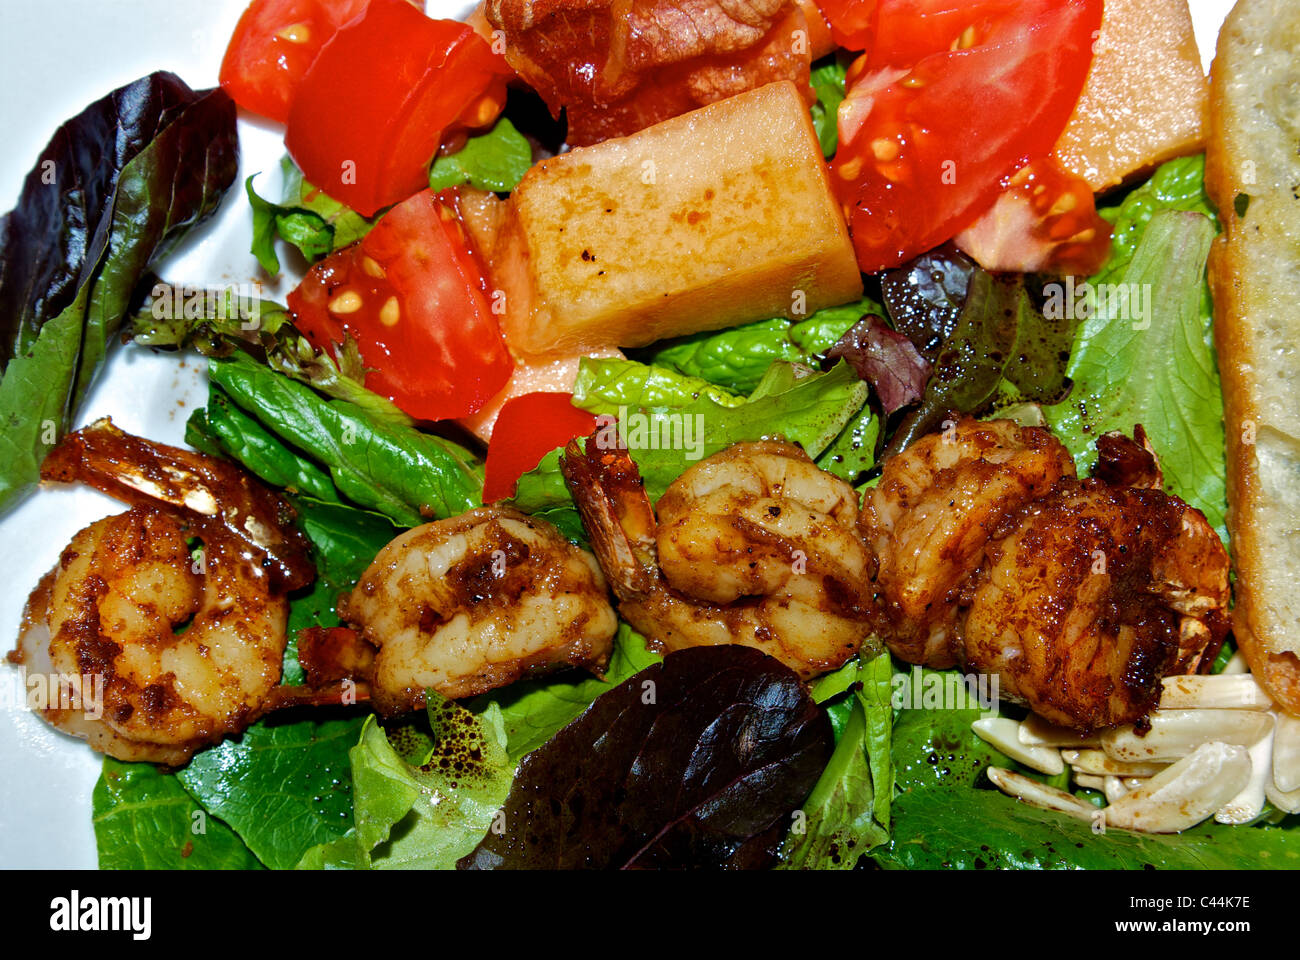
[
  {"x1": 497, "y1": 81, "x2": 862, "y2": 358},
  {"x1": 1052, "y1": 0, "x2": 1207, "y2": 192}
]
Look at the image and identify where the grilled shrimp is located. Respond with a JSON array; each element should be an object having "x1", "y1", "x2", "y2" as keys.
[
  {"x1": 963, "y1": 478, "x2": 1230, "y2": 731},
  {"x1": 562, "y1": 437, "x2": 876, "y2": 680},
  {"x1": 338, "y1": 505, "x2": 618, "y2": 715},
  {"x1": 860, "y1": 417, "x2": 1077, "y2": 666},
  {"x1": 867, "y1": 418, "x2": 1230, "y2": 731},
  {"x1": 10, "y1": 419, "x2": 314, "y2": 765}
]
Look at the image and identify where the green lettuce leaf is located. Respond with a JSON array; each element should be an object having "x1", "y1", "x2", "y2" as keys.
[
  {"x1": 299, "y1": 696, "x2": 515, "y2": 870},
  {"x1": 133, "y1": 284, "x2": 414, "y2": 427},
  {"x1": 873, "y1": 664, "x2": 1300, "y2": 869},
  {"x1": 94, "y1": 758, "x2": 263, "y2": 870},
  {"x1": 573, "y1": 356, "x2": 744, "y2": 415},
  {"x1": 428, "y1": 117, "x2": 532, "y2": 193},
  {"x1": 209, "y1": 354, "x2": 482, "y2": 526},
  {"x1": 1044, "y1": 208, "x2": 1225, "y2": 534},
  {"x1": 640, "y1": 295, "x2": 878, "y2": 394},
  {"x1": 592, "y1": 359, "x2": 869, "y2": 502},
  {"x1": 297, "y1": 627, "x2": 659, "y2": 869},
  {"x1": 246, "y1": 157, "x2": 375, "y2": 274},
  {"x1": 780, "y1": 652, "x2": 894, "y2": 869},
  {"x1": 816, "y1": 402, "x2": 880, "y2": 484},
  {"x1": 281, "y1": 497, "x2": 399, "y2": 683},
  {"x1": 513, "y1": 359, "x2": 868, "y2": 512},
  {"x1": 174, "y1": 716, "x2": 366, "y2": 870},
  {"x1": 809, "y1": 56, "x2": 848, "y2": 158},
  {"x1": 188, "y1": 391, "x2": 339, "y2": 504}
]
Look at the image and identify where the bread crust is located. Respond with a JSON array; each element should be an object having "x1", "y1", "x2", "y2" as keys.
[{"x1": 1206, "y1": 0, "x2": 1300, "y2": 715}]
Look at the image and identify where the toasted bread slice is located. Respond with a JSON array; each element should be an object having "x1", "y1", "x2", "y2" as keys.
[{"x1": 1206, "y1": 0, "x2": 1300, "y2": 715}]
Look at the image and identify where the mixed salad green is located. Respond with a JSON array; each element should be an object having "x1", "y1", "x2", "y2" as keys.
[
  {"x1": 90, "y1": 132, "x2": 1297, "y2": 867},
  {"x1": 3, "y1": 7, "x2": 1296, "y2": 870}
]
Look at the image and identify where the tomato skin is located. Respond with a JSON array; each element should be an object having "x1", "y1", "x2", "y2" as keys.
[
  {"x1": 832, "y1": 0, "x2": 1102, "y2": 273},
  {"x1": 482, "y1": 394, "x2": 597, "y2": 503},
  {"x1": 814, "y1": 0, "x2": 878, "y2": 51},
  {"x1": 219, "y1": 0, "x2": 370, "y2": 124},
  {"x1": 287, "y1": 189, "x2": 513, "y2": 421},
  {"x1": 284, "y1": 0, "x2": 512, "y2": 217}
]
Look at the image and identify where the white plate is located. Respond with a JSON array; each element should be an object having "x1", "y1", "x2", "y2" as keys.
[{"x1": 0, "y1": 0, "x2": 1235, "y2": 868}]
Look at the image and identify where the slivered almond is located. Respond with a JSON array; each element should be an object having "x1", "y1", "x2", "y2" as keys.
[
  {"x1": 1274, "y1": 712, "x2": 1300, "y2": 793},
  {"x1": 1018, "y1": 713, "x2": 1101, "y2": 748},
  {"x1": 1062, "y1": 749, "x2": 1168, "y2": 777},
  {"x1": 972, "y1": 717, "x2": 1064, "y2": 775},
  {"x1": 1216, "y1": 731, "x2": 1272, "y2": 824},
  {"x1": 986, "y1": 767, "x2": 1096, "y2": 822},
  {"x1": 1265, "y1": 780, "x2": 1300, "y2": 814},
  {"x1": 1104, "y1": 742, "x2": 1251, "y2": 834},
  {"x1": 1100, "y1": 709, "x2": 1274, "y2": 762},
  {"x1": 1159, "y1": 674, "x2": 1274, "y2": 710},
  {"x1": 1103, "y1": 776, "x2": 1129, "y2": 804}
]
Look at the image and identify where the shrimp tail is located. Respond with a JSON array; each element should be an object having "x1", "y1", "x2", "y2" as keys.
[
  {"x1": 41, "y1": 417, "x2": 314, "y2": 592},
  {"x1": 1094, "y1": 424, "x2": 1164, "y2": 490},
  {"x1": 559, "y1": 436, "x2": 659, "y2": 601}
]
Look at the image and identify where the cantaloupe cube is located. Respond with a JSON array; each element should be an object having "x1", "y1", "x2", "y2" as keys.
[
  {"x1": 1052, "y1": 0, "x2": 1208, "y2": 193},
  {"x1": 495, "y1": 81, "x2": 863, "y2": 358}
]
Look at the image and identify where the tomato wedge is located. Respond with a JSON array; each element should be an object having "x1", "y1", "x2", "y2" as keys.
[
  {"x1": 219, "y1": 0, "x2": 370, "y2": 124},
  {"x1": 285, "y1": 0, "x2": 512, "y2": 216},
  {"x1": 831, "y1": 0, "x2": 1102, "y2": 273},
  {"x1": 287, "y1": 189, "x2": 513, "y2": 421},
  {"x1": 482, "y1": 394, "x2": 598, "y2": 503},
  {"x1": 955, "y1": 158, "x2": 1112, "y2": 276}
]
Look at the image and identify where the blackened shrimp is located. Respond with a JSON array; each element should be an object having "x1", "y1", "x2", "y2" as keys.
[
  {"x1": 860, "y1": 417, "x2": 1077, "y2": 667},
  {"x1": 964, "y1": 478, "x2": 1229, "y2": 731},
  {"x1": 562, "y1": 438, "x2": 876, "y2": 680},
  {"x1": 10, "y1": 419, "x2": 314, "y2": 765},
  {"x1": 337, "y1": 505, "x2": 618, "y2": 715},
  {"x1": 867, "y1": 419, "x2": 1230, "y2": 731}
]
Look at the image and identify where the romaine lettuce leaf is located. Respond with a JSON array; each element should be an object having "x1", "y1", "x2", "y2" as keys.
[
  {"x1": 296, "y1": 626, "x2": 660, "y2": 869},
  {"x1": 780, "y1": 652, "x2": 894, "y2": 869},
  {"x1": 209, "y1": 354, "x2": 483, "y2": 526},
  {"x1": 174, "y1": 717, "x2": 366, "y2": 870},
  {"x1": 94, "y1": 758, "x2": 263, "y2": 870},
  {"x1": 188, "y1": 391, "x2": 339, "y2": 504},
  {"x1": 573, "y1": 356, "x2": 744, "y2": 415},
  {"x1": 299, "y1": 696, "x2": 515, "y2": 870}
]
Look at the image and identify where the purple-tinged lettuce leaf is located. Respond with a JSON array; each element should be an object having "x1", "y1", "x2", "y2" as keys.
[
  {"x1": 826, "y1": 315, "x2": 931, "y2": 415},
  {"x1": 459, "y1": 646, "x2": 833, "y2": 870},
  {"x1": 0, "y1": 71, "x2": 238, "y2": 513}
]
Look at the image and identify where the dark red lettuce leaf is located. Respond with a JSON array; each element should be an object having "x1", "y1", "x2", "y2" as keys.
[
  {"x1": 0, "y1": 71, "x2": 239, "y2": 513},
  {"x1": 879, "y1": 243, "x2": 977, "y2": 361},
  {"x1": 0, "y1": 72, "x2": 232, "y2": 367},
  {"x1": 458, "y1": 646, "x2": 832, "y2": 870},
  {"x1": 825, "y1": 315, "x2": 931, "y2": 415}
]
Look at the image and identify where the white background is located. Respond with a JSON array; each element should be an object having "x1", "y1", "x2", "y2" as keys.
[{"x1": 0, "y1": 0, "x2": 1236, "y2": 868}]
